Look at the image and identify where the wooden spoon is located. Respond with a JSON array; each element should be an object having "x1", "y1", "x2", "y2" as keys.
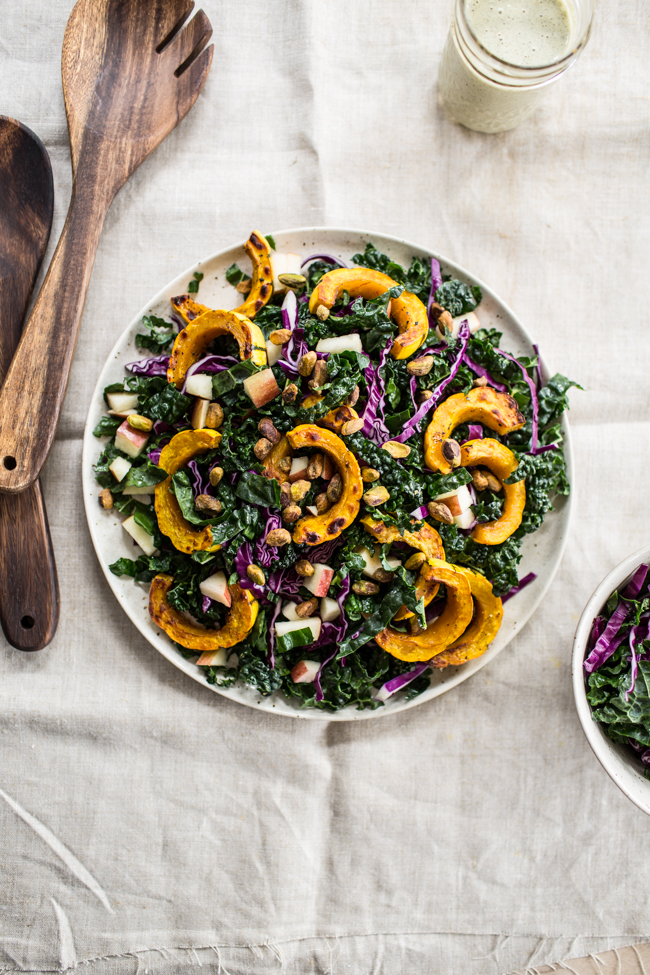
[
  {"x1": 0, "y1": 0, "x2": 213, "y2": 494},
  {"x1": 0, "y1": 117, "x2": 59, "y2": 650}
]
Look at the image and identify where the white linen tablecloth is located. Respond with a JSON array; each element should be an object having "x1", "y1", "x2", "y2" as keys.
[{"x1": 2, "y1": 0, "x2": 650, "y2": 972}]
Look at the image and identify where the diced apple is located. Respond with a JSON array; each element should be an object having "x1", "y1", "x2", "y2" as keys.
[
  {"x1": 316, "y1": 334, "x2": 364, "y2": 355},
  {"x1": 272, "y1": 253, "x2": 302, "y2": 293},
  {"x1": 290, "y1": 659, "x2": 321, "y2": 684},
  {"x1": 109, "y1": 455, "x2": 132, "y2": 482},
  {"x1": 191, "y1": 397, "x2": 210, "y2": 429},
  {"x1": 199, "y1": 571, "x2": 231, "y2": 607},
  {"x1": 265, "y1": 339, "x2": 283, "y2": 366},
  {"x1": 356, "y1": 546, "x2": 402, "y2": 580},
  {"x1": 282, "y1": 600, "x2": 301, "y2": 621},
  {"x1": 115, "y1": 420, "x2": 149, "y2": 459},
  {"x1": 321, "y1": 455, "x2": 335, "y2": 480},
  {"x1": 303, "y1": 563, "x2": 334, "y2": 597},
  {"x1": 275, "y1": 617, "x2": 322, "y2": 643},
  {"x1": 122, "y1": 485, "x2": 153, "y2": 497},
  {"x1": 106, "y1": 391, "x2": 139, "y2": 414},
  {"x1": 306, "y1": 505, "x2": 319, "y2": 516},
  {"x1": 320, "y1": 596, "x2": 341, "y2": 622},
  {"x1": 243, "y1": 368, "x2": 281, "y2": 408},
  {"x1": 434, "y1": 484, "x2": 472, "y2": 517},
  {"x1": 453, "y1": 508, "x2": 476, "y2": 529},
  {"x1": 196, "y1": 646, "x2": 229, "y2": 667},
  {"x1": 288, "y1": 455, "x2": 309, "y2": 482},
  {"x1": 185, "y1": 373, "x2": 213, "y2": 399},
  {"x1": 122, "y1": 515, "x2": 157, "y2": 556}
]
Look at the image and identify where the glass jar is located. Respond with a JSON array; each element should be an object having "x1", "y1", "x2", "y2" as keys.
[{"x1": 438, "y1": 0, "x2": 594, "y2": 133}]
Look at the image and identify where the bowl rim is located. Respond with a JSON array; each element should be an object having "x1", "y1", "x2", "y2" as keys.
[{"x1": 572, "y1": 543, "x2": 650, "y2": 815}]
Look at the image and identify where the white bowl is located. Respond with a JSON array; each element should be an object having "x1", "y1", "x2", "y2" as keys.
[{"x1": 572, "y1": 544, "x2": 650, "y2": 815}]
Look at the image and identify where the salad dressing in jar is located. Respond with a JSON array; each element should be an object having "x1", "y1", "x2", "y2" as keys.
[{"x1": 438, "y1": 0, "x2": 593, "y2": 133}]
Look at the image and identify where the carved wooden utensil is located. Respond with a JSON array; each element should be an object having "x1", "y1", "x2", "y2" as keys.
[
  {"x1": 0, "y1": 117, "x2": 59, "y2": 650},
  {"x1": 0, "y1": 0, "x2": 213, "y2": 494}
]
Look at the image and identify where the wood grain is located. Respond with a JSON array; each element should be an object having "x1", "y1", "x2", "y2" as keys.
[
  {"x1": 0, "y1": 0, "x2": 213, "y2": 495},
  {"x1": 0, "y1": 116, "x2": 59, "y2": 651}
]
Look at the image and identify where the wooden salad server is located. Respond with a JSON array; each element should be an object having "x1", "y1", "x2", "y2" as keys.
[
  {"x1": 0, "y1": 117, "x2": 59, "y2": 650},
  {"x1": 0, "y1": 0, "x2": 213, "y2": 495}
]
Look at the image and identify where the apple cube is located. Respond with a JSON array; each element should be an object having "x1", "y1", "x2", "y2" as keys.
[
  {"x1": 320, "y1": 596, "x2": 341, "y2": 623},
  {"x1": 109, "y1": 455, "x2": 132, "y2": 482},
  {"x1": 265, "y1": 339, "x2": 282, "y2": 366},
  {"x1": 243, "y1": 368, "x2": 281, "y2": 408},
  {"x1": 306, "y1": 505, "x2": 319, "y2": 516},
  {"x1": 453, "y1": 508, "x2": 476, "y2": 529},
  {"x1": 290, "y1": 659, "x2": 321, "y2": 684},
  {"x1": 356, "y1": 546, "x2": 402, "y2": 580},
  {"x1": 275, "y1": 617, "x2": 322, "y2": 644},
  {"x1": 282, "y1": 600, "x2": 301, "y2": 621},
  {"x1": 303, "y1": 563, "x2": 334, "y2": 597},
  {"x1": 199, "y1": 571, "x2": 231, "y2": 607},
  {"x1": 115, "y1": 420, "x2": 149, "y2": 459},
  {"x1": 288, "y1": 456, "x2": 309, "y2": 482},
  {"x1": 434, "y1": 484, "x2": 472, "y2": 518},
  {"x1": 122, "y1": 484, "x2": 153, "y2": 497},
  {"x1": 185, "y1": 373, "x2": 213, "y2": 399},
  {"x1": 316, "y1": 334, "x2": 364, "y2": 355},
  {"x1": 272, "y1": 252, "x2": 302, "y2": 293},
  {"x1": 122, "y1": 515, "x2": 157, "y2": 556},
  {"x1": 321, "y1": 455, "x2": 335, "y2": 480},
  {"x1": 196, "y1": 646, "x2": 229, "y2": 667},
  {"x1": 191, "y1": 397, "x2": 210, "y2": 430},
  {"x1": 106, "y1": 391, "x2": 139, "y2": 415}
]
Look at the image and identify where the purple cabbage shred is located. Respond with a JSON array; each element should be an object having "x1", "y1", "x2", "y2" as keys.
[
  {"x1": 126, "y1": 354, "x2": 170, "y2": 377},
  {"x1": 501, "y1": 572, "x2": 537, "y2": 604}
]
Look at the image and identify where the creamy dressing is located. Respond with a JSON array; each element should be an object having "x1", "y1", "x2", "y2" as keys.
[
  {"x1": 466, "y1": 0, "x2": 571, "y2": 67},
  {"x1": 438, "y1": 0, "x2": 575, "y2": 133}
]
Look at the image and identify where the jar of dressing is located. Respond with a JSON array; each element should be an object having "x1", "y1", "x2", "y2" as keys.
[{"x1": 438, "y1": 0, "x2": 593, "y2": 133}]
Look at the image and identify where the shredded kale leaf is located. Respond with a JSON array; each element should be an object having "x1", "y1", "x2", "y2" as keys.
[
  {"x1": 187, "y1": 271, "x2": 204, "y2": 294},
  {"x1": 135, "y1": 315, "x2": 176, "y2": 354},
  {"x1": 435, "y1": 280, "x2": 482, "y2": 317}
]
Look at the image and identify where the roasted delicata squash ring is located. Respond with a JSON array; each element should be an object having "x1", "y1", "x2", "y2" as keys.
[
  {"x1": 318, "y1": 405, "x2": 361, "y2": 434},
  {"x1": 424, "y1": 387, "x2": 525, "y2": 474},
  {"x1": 149, "y1": 575, "x2": 259, "y2": 653},
  {"x1": 461, "y1": 439, "x2": 526, "y2": 545},
  {"x1": 232, "y1": 230, "x2": 274, "y2": 319},
  {"x1": 167, "y1": 309, "x2": 267, "y2": 387},
  {"x1": 309, "y1": 267, "x2": 428, "y2": 359},
  {"x1": 155, "y1": 429, "x2": 223, "y2": 554},
  {"x1": 431, "y1": 567, "x2": 503, "y2": 669},
  {"x1": 393, "y1": 522, "x2": 446, "y2": 621},
  {"x1": 375, "y1": 560, "x2": 473, "y2": 662},
  {"x1": 286, "y1": 425, "x2": 363, "y2": 544},
  {"x1": 170, "y1": 294, "x2": 209, "y2": 324},
  {"x1": 361, "y1": 515, "x2": 402, "y2": 546},
  {"x1": 262, "y1": 435, "x2": 293, "y2": 483}
]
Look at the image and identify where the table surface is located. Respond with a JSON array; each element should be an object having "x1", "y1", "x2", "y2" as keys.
[{"x1": 2, "y1": 1, "x2": 650, "y2": 973}]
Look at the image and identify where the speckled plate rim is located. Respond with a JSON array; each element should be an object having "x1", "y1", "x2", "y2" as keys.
[
  {"x1": 83, "y1": 227, "x2": 573, "y2": 721},
  {"x1": 572, "y1": 544, "x2": 650, "y2": 816}
]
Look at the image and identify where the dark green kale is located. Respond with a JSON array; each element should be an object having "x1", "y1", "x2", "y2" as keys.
[
  {"x1": 436, "y1": 525, "x2": 522, "y2": 597},
  {"x1": 435, "y1": 280, "x2": 482, "y2": 317},
  {"x1": 141, "y1": 384, "x2": 190, "y2": 424},
  {"x1": 135, "y1": 315, "x2": 176, "y2": 354},
  {"x1": 187, "y1": 271, "x2": 204, "y2": 294},
  {"x1": 346, "y1": 432, "x2": 425, "y2": 510}
]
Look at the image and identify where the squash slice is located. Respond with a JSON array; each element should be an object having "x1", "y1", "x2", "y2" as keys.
[
  {"x1": 167, "y1": 309, "x2": 267, "y2": 387},
  {"x1": 393, "y1": 522, "x2": 446, "y2": 621},
  {"x1": 149, "y1": 575, "x2": 258, "y2": 653},
  {"x1": 431, "y1": 567, "x2": 503, "y2": 669},
  {"x1": 308, "y1": 267, "x2": 428, "y2": 359},
  {"x1": 461, "y1": 439, "x2": 526, "y2": 545},
  {"x1": 232, "y1": 230, "x2": 274, "y2": 319},
  {"x1": 375, "y1": 559, "x2": 473, "y2": 662},
  {"x1": 170, "y1": 294, "x2": 209, "y2": 324},
  {"x1": 424, "y1": 387, "x2": 525, "y2": 473},
  {"x1": 286, "y1": 425, "x2": 363, "y2": 544},
  {"x1": 154, "y1": 429, "x2": 223, "y2": 554}
]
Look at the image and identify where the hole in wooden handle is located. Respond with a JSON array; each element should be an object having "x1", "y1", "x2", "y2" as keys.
[
  {"x1": 20, "y1": 615, "x2": 35, "y2": 629},
  {"x1": 3, "y1": 456, "x2": 16, "y2": 470}
]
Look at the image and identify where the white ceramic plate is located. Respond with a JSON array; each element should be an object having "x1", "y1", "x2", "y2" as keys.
[
  {"x1": 83, "y1": 228, "x2": 573, "y2": 721},
  {"x1": 573, "y1": 545, "x2": 650, "y2": 816}
]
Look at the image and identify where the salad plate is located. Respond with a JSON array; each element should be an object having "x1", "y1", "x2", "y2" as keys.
[{"x1": 83, "y1": 227, "x2": 574, "y2": 721}]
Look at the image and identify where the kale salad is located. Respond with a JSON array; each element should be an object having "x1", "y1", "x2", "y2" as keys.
[
  {"x1": 585, "y1": 562, "x2": 650, "y2": 776},
  {"x1": 93, "y1": 232, "x2": 578, "y2": 712}
]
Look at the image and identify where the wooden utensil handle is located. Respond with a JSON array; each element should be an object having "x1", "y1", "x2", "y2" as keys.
[
  {"x1": 0, "y1": 482, "x2": 59, "y2": 650},
  {"x1": 0, "y1": 174, "x2": 110, "y2": 494}
]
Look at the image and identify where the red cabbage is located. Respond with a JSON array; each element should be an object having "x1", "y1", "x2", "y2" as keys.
[
  {"x1": 464, "y1": 424, "x2": 483, "y2": 442},
  {"x1": 501, "y1": 572, "x2": 537, "y2": 604},
  {"x1": 532, "y1": 343, "x2": 542, "y2": 390},
  {"x1": 624, "y1": 563, "x2": 649, "y2": 598},
  {"x1": 375, "y1": 660, "x2": 431, "y2": 702},
  {"x1": 427, "y1": 258, "x2": 443, "y2": 324},
  {"x1": 202, "y1": 595, "x2": 213, "y2": 614},
  {"x1": 361, "y1": 340, "x2": 392, "y2": 444},
  {"x1": 584, "y1": 601, "x2": 632, "y2": 673},
  {"x1": 281, "y1": 290, "x2": 308, "y2": 372},
  {"x1": 282, "y1": 288, "x2": 298, "y2": 330},
  {"x1": 301, "y1": 253, "x2": 349, "y2": 269},
  {"x1": 126, "y1": 354, "x2": 170, "y2": 377},
  {"x1": 462, "y1": 354, "x2": 507, "y2": 392},
  {"x1": 181, "y1": 354, "x2": 237, "y2": 392},
  {"x1": 186, "y1": 459, "x2": 209, "y2": 497},
  {"x1": 393, "y1": 321, "x2": 471, "y2": 444},
  {"x1": 495, "y1": 348, "x2": 539, "y2": 453},
  {"x1": 309, "y1": 537, "x2": 344, "y2": 563},
  {"x1": 409, "y1": 505, "x2": 428, "y2": 520},
  {"x1": 148, "y1": 447, "x2": 163, "y2": 464}
]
